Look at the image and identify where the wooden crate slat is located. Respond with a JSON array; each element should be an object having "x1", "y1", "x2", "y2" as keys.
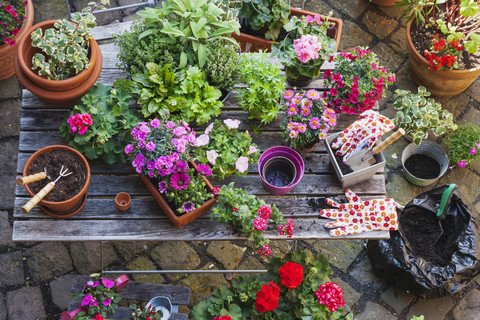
[{"x1": 13, "y1": 218, "x2": 389, "y2": 242}]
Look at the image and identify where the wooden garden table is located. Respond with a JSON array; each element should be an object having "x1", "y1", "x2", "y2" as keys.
[{"x1": 12, "y1": 21, "x2": 389, "y2": 261}]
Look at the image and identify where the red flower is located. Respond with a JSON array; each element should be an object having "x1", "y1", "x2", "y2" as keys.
[
  {"x1": 212, "y1": 186, "x2": 220, "y2": 199},
  {"x1": 316, "y1": 282, "x2": 345, "y2": 312},
  {"x1": 278, "y1": 261, "x2": 304, "y2": 289},
  {"x1": 5, "y1": 4, "x2": 12, "y2": 12},
  {"x1": 11, "y1": 28, "x2": 19, "y2": 35},
  {"x1": 93, "y1": 314, "x2": 105, "y2": 320},
  {"x1": 255, "y1": 282, "x2": 280, "y2": 313},
  {"x1": 214, "y1": 316, "x2": 232, "y2": 320}
]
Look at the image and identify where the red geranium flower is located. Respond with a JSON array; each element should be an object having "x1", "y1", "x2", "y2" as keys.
[
  {"x1": 255, "y1": 282, "x2": 280, "y2": 313},
  {"x1": 278, "y1": 261, "x2": 304, "y2": 289}
]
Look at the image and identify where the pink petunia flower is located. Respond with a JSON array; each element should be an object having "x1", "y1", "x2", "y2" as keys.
[
  {"x1": 195, "y1": 134, "x2": 210, "y2": 146},
  {"x1": 224, "y1": 119, "x2": 241, "y2": 129},
  {"x1": 206, "y1": 150, "x2": 218, "y2": 165},
  {"x1": 235, "y1": 156, "x2": 249, "y2": 173},
  {"x1": 204, "y1": 122, "x2": 214, "y2": 134}
]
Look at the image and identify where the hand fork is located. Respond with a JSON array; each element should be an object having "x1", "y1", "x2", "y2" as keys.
[{"x1": 21, "y1": 166, "x2": 73, "y2": 214}]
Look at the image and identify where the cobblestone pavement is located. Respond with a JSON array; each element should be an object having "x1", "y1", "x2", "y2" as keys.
[{"x1": 1, "y1": 0, "x2": 480, "y2": 319}]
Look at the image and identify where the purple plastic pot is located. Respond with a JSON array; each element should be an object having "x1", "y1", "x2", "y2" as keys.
[{"x1": 258, "y1": 146, "x2": 304, "y2": 195}]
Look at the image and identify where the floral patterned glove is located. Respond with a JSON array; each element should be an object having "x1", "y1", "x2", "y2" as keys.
[
  {"x1": 319, "y1": 189, "x2": 398, "y2": 236},
  {"x1": 331, "y1": 110, "x2": 394, "y2": 163}
]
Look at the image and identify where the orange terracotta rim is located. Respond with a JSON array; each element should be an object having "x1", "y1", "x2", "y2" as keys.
[
  {"x1": 23, "y1": 145, "x2": 91, "y2": 208},
  {"x1": 40, "y1": 193, "x2": 88, "y2": 218},
  {"x1": 15, "y1": 20, "x2": 98, "y2": 91}
]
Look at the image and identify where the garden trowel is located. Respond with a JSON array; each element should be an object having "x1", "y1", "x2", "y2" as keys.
[{"x1": 346, "y1": 128, "x2": 405, "y2": 171}]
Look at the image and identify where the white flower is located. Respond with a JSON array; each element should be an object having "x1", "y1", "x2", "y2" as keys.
[
  {"x1": 223, "y1": 119, "x2": 241, "y2": 129},
  {"x1": 205, "y1": 122, "x2": 214, "y2": 135},
  {"x1": 195, "y1": 134, "x2": 210, "y2": 147},
  {"x1": 248, "y1": 145, "x2": 257, "y2": 155},
  {"x1": 206, "y1": 150, "x2": 218, "y2": 165},
  {"x1": 235, "y1": 156, "x2": 249, "y2": 173}
]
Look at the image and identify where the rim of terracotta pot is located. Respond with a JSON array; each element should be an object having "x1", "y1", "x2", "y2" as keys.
[
  {"x1": 15, "y1": 19, "x2": 98, "y2": 91},
  {"x1": 406, "y1": 18, "x2": 480, "y2": 74},
  {"x1": 23, "y1": 145, "x2": 91, "y2": 207}
]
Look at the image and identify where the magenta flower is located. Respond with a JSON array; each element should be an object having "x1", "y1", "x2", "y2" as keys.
[
  {"x1": 158, "y1": 181, "x2": 167, "y2": 193},
  {"x1": 102, "y1": 278, "x2": 115, "y2": 289},
  {"x1": 150, "y1": 119, "x2": 161, "y2": 128},
  {"x1": 172, "y1": 126, "x2": 187, "y2": 137},
  {"x1": 332, "y1": 73, "x2": 342, "y2": 82},
  {"x1": 470, "y1": 148, "x2": 477, "y2": 155},
  {"x1": 314, "y1": 14, "x2": 323, "y2": 25},
  {"x1": 306, "y1": 89, "x2": 320, "y2": 100},
  {"x1": 125, "y1": 144, "x2": 133, "y2": 154},
  {"x1": 309, "y1": 117, "x2": 321, "y2": 130},
  {"x1": 103, "y1": 298, "x2": 112, "y2": 306},
  {"x1": 139, "y1": 124, "x2": 150, "y2": 134},
  {"x1": 458, "y1": 160, "x2": 466, "y2": 167},
  {"x1": 175, "y1": 160, "x2": 188, "y2": 173},
  {"x1": 298, "y1": 123, "x2": 307, "y2": 133},
  {"x1": 81, "y1": 294, "x2": 94, "y2": 307},
  {"x1": 283, "y1": 89, "x2": 294, "y2": 99},
  {"x1": 253, "y1": 217, "x2": 267, "y2": 231},
  {"x1": 182, "y1": 201, "x2": 195, "y2": 212},
  {"x1": 477, "y1": 142, "x2": 480, "y2": 149},
  {"x1": 196, "y1": 163, "x2": 212, "y2": 176},
  {"x1": 289, "y1": 130, "x2": 298, "y2": 138},
  {"x1": 146, "y1": 141, "x2": 156, "y2": 151},
  {"x1": 235, "y1": 156, "x2": 249, "y2": 173},
  {"x1": 301, "y1": 106, "x2": 311, "y2": 117},
  {"x1": 287, "y1": 104, "x2": 298, "y2": 116},
  {"x1": 78, "y1": 126, "x2": 88, "y2": 135},
  {"x1": 166, "y1": 121, "x2": 175, "y2": 129},
  {"x1": 329, "y1": 88, "x2": 338, "y2": 96},
  {"x1": 147, "y1": 161, "x2": 155, "y2": 170},
  {"x1": 170, "y1": 173, "x2": 190, "y2": 190}
]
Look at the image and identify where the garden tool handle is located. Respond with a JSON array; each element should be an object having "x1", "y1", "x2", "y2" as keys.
[
  {"x1": 437, "y1": 184, "x2": 456, "y2": 219},
  {"x1": 371, "y1": 128, "x2": 406, "y2": 155},
  {"x1": 21, "y1": 181, "x2": 55, "y2": 214},
  {"x1": 16, "y1": 172, "x2": 47, "y2": 186}
]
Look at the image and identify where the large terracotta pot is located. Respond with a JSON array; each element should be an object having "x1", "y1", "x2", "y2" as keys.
[
  {"x1": 0, "y1": 0, "x2": 34, "y2": 80},
  {"x1": 23, "y1": 145, "x2": 91, "y2": 218},
  {"x1": 406, "y1": 19, "x2": 480, "y2": 97},
  {"x1": 14, "y1": 20, "x2": 102, "y2": 106},
  {"x1": 140, "y1": 161, "x2": 217, "y2": 228},
  {"x1": 232, "y1": 7, "x2": 343, "y2": 53}
]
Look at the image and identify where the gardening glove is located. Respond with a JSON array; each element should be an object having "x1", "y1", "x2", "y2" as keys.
[
  {"x1": 331, "y1": 110, "x2": 395, "y2": 163},
  {"x1": 319, "y1": 189, "x2": 398, "y2": 237}
]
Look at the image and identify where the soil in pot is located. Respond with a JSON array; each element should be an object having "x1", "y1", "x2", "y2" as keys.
[
  {"x1": 26, "y1": 150, "x2": 86, "y2": 202},
  {"x1": 332, "y1": 148, "x2": 381, "y2": 175},
  {"x1": 400, "y1": 206, "x2": 458, "y2": 266},
  {"x1": 404, "y1": 154, "x2": 440, "y2": 179}
]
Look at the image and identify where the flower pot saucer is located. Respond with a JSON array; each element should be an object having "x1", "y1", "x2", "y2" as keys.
[{"x1": 39, "y1": 193, "x2": 87, "y2": 218}]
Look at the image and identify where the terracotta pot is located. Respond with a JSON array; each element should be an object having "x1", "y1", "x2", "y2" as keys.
[
  {"x1": 140, "y1": 161, "x2": 217, "y2": 228},
  {"x1": 232, "y1": 7, "x2": 343, "y2": 53},
  {"x1": 115, "y1": 192, "x2": 131, "y2": 211},
  {"x1": 0, "y1": 0, "x2": 34, "y2": 81},
  {"x1": 406, "y1": 19, "x2": 480, "y2": 97},
  {"x1": 23, "y1": 145, "x2": 91, "y2": 217},
  {"x1": 371, "y1": 0, "x2": 399, "y2": 6},
  {"x1": 14, "y1": 20, "x2": 102, "y2": 106}
]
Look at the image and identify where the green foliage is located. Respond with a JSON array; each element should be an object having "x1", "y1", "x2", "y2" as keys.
[
  {"x1": 393, "y1": 86, "x2": 457, "y2": 145},
  {"x1": 137, "y1": 0, "x2": 240, "y2": 68},
  {"x1": 204, "y1": 38, "x2": 241, "y2": 92},
  {"x1": 113, "y1": 22, "x2": 183, "y2": 76},
  {"x1": 59, "y1": 83, "x2": 141, "y2": 164},
  {"x1": 115, "y1": 63, "x2": 222, "y2": 125},
  {"x1": 128, "y1": 303, "x2": 163, "y2": 320},
  {"x1": 193, "y1": 119, "x2": 260, "y2": 179},
  {"x1": 237, "y1": 52, "x2": 286, "y2": 125},
  {"x1": 411, "y1": 316, "x2": 424, "y2": 320},
  {"x1": 239, "y1": 0, "x2": 290, "y2": 40},
  {"x1": 210, "y1": 182, "x2": 288, "y2": 252},
  {"x1": 443, "y1": 123, "x2": 480, "y2": 167},
  {"x1": 30, "y1": 0, "x2": 109, "y2": 80},
  {"x1": 212, "y1": 0, "x2": 243, "y2": 21}
]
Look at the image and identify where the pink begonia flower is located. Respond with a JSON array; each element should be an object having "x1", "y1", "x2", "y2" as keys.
[
  {"x1": 205, "y1": 122, "x2": 214, "y2": 135},
  {"x1": 314, "y1": 14, "x2": 323, "y2": 25},
  {"x1": 224, "y1": 119, "x2": 241, "y2": 129},
  {"x1": 195, "y1": 134, "x2": 210, "y2": 147},
  {"x1": 206, "y1": 150, "x2": 218, "y2": 165},
  {"x1": 101, "y1": 278, "x2": 115, "y2": 289},
  {"x1": 458, "y1": 160, "x2": 466, "y2": 167},
  {"x1": 235, "y1": 156, "x2": 249, "y2": 173}
]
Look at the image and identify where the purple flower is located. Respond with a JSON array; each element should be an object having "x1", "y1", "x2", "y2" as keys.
[
  {"x1": 81, "y1": 294, "x2": 93, "y2": 307},
  {"x1": 459, "y1": 160, "x2": 466, "y2": 167},
  {"x1": 155, "y1": 156, "x2": 168, "y2": 169},
  {"x1": 150, "y1": 119, "x2": 161, "y2": 128},
  {"x1": 146, "y1": 141, "x2": 156, "y2": 151},
  {"x1": 138, "y1": 140, "x2": 146, "y2": 149},
  {"x1": 139, "y1": 124, "x2": 151, "y2": 134},
  {"x1": 168, "y1": 153, "x2": 179, "y2": 163},
  {"x1": 298, "y1": 123, "x2": 307, "y2": 133},
  {"x1": 147, "y1": 161, "x2": 155, "y2": 171},
  {"x1": 172, "y1": 126, "x2": 187, "y2": 136},
  {"x1": 103, "y1": 298, "x2": 112, "y2": 306},
  {"x1": 158, "y1": 181, "x2": 167, "y2": 193},
  {"x1": 301, "y1": 106, "x2": 311, "y2": 117},
  {"x1": 148, "y1": 171, "x2": 155, "y2": 178},
  {"x1": 283, "y1": 89, "x2": 294, "y2": 100},
  {"x1": 196, "y1": 163, "x2": 212, "y2": 176},
  {"x1": 470, "y1": 148, "x2": 477, "y2": 155},
  {"x1": 175, "y1": 160, "x2": 188, "y2": 172},
  {"x1": 102, "y1": 278, "x2": 115, "y2": 289},
  {"x1": 166, "y1": 121, "x2": 175, "y2": 129},
  {"x1": 124, "y1": 144, "x2": 133, "y2": 154},
  {"x1": 477, "y1": 142, "x2": 480, "y2": 149},
  {"x1": 287, "y1": 104, "x2": 298, "y2": 116},
  {"x1": 182, "y1": 201, "x2": 195, "y2": 212},
  {"x1": 309, "y1": 117, "x2": 321, "y2": 129},
  {"x1": 170, "y1": 173, "x2": 191, "y2": 190}
]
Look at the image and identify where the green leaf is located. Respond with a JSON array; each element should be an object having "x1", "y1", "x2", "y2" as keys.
[
  {"x1": 197, "y1": 44, "x2": 206, "y2": 67},
  {"x1": 160, "y1": 27, "x2": 186, "y2": 39},
  {"x1": 179, "y1": 51, "x2": 188, "y2": 69}
]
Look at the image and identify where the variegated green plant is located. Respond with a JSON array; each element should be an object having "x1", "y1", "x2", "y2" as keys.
[
  {"x1": 137, "y1": 0, "x2": 240, "y2": 68},
  {"x1": 30, "y1": 0, "x2": 109, "y2": 80},
  {"x1": 393, "y1": 86, "x2": 457, "y2": 145}
]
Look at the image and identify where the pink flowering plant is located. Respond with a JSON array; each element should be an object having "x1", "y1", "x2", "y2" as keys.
[
  {"x1": 126, "y1": 118, "x2": 213, "y2": 215},
  {"x1": 281, "y1": 88, "x2": 337, "y2": 149},
  {"x1": 210, "y1": 182, "x2": 292, "y2": 256},
  {"x1": 60, "y1": 84, "x2": 141, "y2": 164},
  {"x1": 72, "y1": 274, "x2": 121, "y2": 319},
  {"x1": 443, "y1": 123, "x2": 480, "y2": 169},
  {"x1": 272, "y1": 15, "x2": 336, "y2": 81},
  {"x1": 193, "y1": 119, "x2": 260, "y2": 179},
  {"x1": 323, "y1": 47, "x2": 396, "y2": 115},
  {"x1": 0, "y1": 0, "x2": 27, "y2": 47}
]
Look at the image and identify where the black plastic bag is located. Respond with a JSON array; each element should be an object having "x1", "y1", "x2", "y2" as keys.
[{"x1": 367, "y1": 185, "x2": 480, "y2": 297}]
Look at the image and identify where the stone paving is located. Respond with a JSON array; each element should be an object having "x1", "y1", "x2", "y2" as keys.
[{"x1": 1, "y1": 0, "x2": 480, "y2": 319}]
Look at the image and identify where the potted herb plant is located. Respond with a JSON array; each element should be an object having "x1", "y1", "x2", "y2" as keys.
[
  {"x1": 59, "y1": 84, "x2": 142, "y2": 164},
  {"x1": 191, "y1": 250, "x2": 353, "y2": 320},
  {"x1": 272, "y1": 14, "x2": 336, "y2": 87},
  {"x1": 237, "y1": 52, "x2": 286, "y2": 125},
  {"x1": 210, "y1": 182, "x2": 293, "y2": 256},
  {"x1": 193, "y1": 119, "x2": 260, "y2": 179},
  {"x1": 443, "y1": 122, "x2": 480, "y2": 169},
  {"x1": 280, "y1": 88, "x2": 337, "y2": 151},
  {"x1": 399, "y1": 0, "x2": 480, "y2": 96},
  {"x1": 14, "y1": 0, "x2": 107, "y2": 106},
  {"x1": 393, "y1": 86, "x2": 457, "y2": 145},
  {"x1": 0, "y1": 0, "x2": 33, "y2": 80},
  {"x1": 125, "y1": 118, "x2": 216, "y2": 228},
  {"x1": 323, "y1": 46, "x2": 396, "y2": 115}
]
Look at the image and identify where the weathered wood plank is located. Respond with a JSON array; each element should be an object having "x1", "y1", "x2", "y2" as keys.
[
  {"x1": 13, "y1": 218, "x2": 390, "y2": 242},
  {"x1": 91, "y1": 20, "x2": 135, "y2": 41}
]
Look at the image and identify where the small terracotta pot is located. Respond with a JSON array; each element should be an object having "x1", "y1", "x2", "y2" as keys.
[
  {"x1": 115, "y1": 192, "x2": 131, "y2": 211},
  {"x1": 406, "y1": 19, "x2": 480, "y2": 97},
  {"x1": 23, "y1": 145, "x2": 90, "y2": 217},
  {"x1": 0, "y1": 0, "x2": 34, "y2": 80},
  {"x1": 371, "y1": 0, "x2": 399, "y2": 6}
]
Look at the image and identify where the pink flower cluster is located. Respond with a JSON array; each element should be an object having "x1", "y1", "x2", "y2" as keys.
[
  {"x1": 253, "y1": 205, "x2": 272, "y2": 231},
  {"x1": 315, "y1": 282, "x2": 345, "y2": 312},
  {"x1": 302, "y1": 14, "x2": 324, "y2": 26},
  {"x1": 67, "y1": 113, "x2": 92, "y2": 135},
  {"x1": 294, "y1": 34, "x2": 322, "y2": 64},
  {"x1": 457, "y1": 141, "x2": 480, "y2": 168},
  {"x1": 258, "y1": 244, "x2": 272, "y2": 257},
  {"x1": 1, "y1": 0, "x2": 27, "y2": 46},
  {"x1": 277, "y1": 218, "x2": 294, "y2": 238}
]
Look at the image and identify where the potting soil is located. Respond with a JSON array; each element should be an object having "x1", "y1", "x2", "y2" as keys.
[
  {"x1": 400, "y1": 206, "x2": 458, "y2": 266},
  {"x1": 404, "y1": 154, "x2": 440, "y2": 179},
  {"x1": 27, "y1": 150, "x2": 86, "y2": 202}
]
